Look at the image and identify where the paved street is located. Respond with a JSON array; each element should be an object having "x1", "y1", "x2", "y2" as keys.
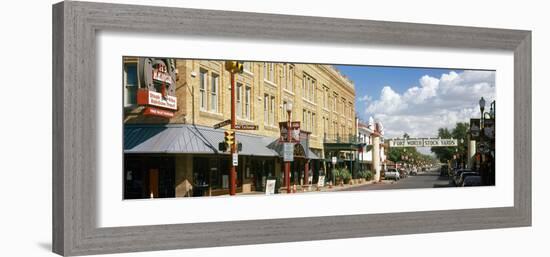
[{"x1": 339, "y1": 169, "x2": 451, "y2": 191}]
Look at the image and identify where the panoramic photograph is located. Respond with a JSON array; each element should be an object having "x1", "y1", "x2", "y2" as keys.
[{"x1": 122, "y1": 57, "x2": 496, "y2": 199}]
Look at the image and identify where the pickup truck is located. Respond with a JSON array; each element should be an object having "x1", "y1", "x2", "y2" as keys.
[{"x1": 385, "y1": 168, "x2": 400, "y2": 181}]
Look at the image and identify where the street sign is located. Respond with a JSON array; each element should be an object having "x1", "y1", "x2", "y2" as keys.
[
  {"x1": 283, "y1": 143, "x2": 294, "y2": 162},
  {"x1": 331, "y1": 156, "x2": 337, "y2": 164},
  {"x1": 234, "y1": 124, "x2": 258, "y2": 130},
  {"x1": 213, "y1": 119, "x2": 231, "y2": 129},
  {"x1": 232, "y1": 153, "x2": 238, "y2": 166}
]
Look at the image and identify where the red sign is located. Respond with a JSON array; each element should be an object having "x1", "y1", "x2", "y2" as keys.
[
  {"x1": 152, "y1": 69, "x2": 174, "y2": 85},
  {"x1": 143, "y1": 107, "x2": 174, "y2": 118},
  {"x1": 137, "y1": 89, "x2": 177, "y2": 110}
]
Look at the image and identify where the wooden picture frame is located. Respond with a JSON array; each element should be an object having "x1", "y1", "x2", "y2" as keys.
[{"x1": 52, "y1": 1, "x2": 531, "y2": 256}]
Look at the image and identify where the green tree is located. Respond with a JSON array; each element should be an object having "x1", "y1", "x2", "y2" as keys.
[{"x1": 431, "y1": 122, "x2": 469, "y2": 163}]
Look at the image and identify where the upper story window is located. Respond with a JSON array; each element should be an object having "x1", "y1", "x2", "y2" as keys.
[
  {"x1": 287, "y1": 65, "x2": 294, "y2": 92},
  {"x1": 322, "y1": 85, "x2": 329, "y2": 109},
  {"x1": 332, "y1": 93, "x2": 338, "y2": 112},
  {"x1": 244, "y1": 85, "x2": 251, "y2": 120},
  {"x1": 270, "y1": 96, "x2": 275, "y2": 125},
  {"x1": 124, "y1": 63, "x2": 137, "y2": 107},
  {"x1": 236, "y1": 83, "x2": 243, "y2": 118},
  {"x1": 243, "y1": 62, "x2": 253, "y2": 73},
  {"x1": 264, "y1": 62, "x2": 275, "y2": 83},
  {"x1": 210, "y1": 73, "x2": 219, "y2": 113},
  {"x1": 302, "y1": 73, "x2": 316, "y2": 102},
  {"x1": 199, "y1": 69, "x2": 208, "y2": 111}
]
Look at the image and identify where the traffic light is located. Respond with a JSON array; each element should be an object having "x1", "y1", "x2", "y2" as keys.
[
  {"x1": 224, "y1": 130, "x2": 235, "y2": 146},
  {"x1": 224, "y1": 61, "x2": 244, "y2": 74},
  {"x1": 218, "y1": 142, "x2": 228, "y2": 152}
]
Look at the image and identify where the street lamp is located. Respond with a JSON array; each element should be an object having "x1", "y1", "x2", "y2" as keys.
[
  {"x1": 479, "y1": 97, "x2": 486, "y2": 115},
  {"x1": 285, "y1": 102, "x2": 293, "y2": 193}
]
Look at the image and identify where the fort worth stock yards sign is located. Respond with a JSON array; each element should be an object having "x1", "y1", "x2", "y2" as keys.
[{"x1": 388, "y1": 138, "x2": 458, "y2": 148}]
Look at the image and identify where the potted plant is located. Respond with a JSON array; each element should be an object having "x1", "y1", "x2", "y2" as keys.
[
  {"x1": 333, "y1": 169, "x2": 342, "y2": 186},
  {"x1": 341, "y1": 168, "x2": 352, "y2": 185}
]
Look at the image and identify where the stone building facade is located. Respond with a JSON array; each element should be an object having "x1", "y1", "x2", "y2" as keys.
[{"x1": 123, "y1": 57, "x2": 356, "y2": 198}]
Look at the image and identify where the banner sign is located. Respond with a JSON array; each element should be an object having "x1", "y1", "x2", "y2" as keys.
[
  {"x1": 388, "y1": 138, "x2": 458, "y2": 147},
  {"x1": 279, "y1": 121, "x2": 300, "y2": 142}
]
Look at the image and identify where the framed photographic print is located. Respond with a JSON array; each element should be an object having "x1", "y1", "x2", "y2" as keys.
[{"x1": 52, "y1": 1, "x2": 531, "y2": 256}]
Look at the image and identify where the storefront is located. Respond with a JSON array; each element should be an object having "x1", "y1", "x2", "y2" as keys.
[
  {"x1": 124, "y1": 155, "x2": 176, "y2": 199},
  {"x1": 123, "y1": 124, "x2": 281, "y2": 199}
]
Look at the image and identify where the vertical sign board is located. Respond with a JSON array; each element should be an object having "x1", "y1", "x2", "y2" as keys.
[
  {"x1": 283, "y1": 143, "x2": 294, "y2": 162},
  {"x1": 265, "y1": 180, "x2": 276, "y2": 195},
  {"x1": 232, "y1": 153, "x2": 238, "y2": 166},
  {"x1": 331, "y1": 157, "x2": 337, "y2": 165}
]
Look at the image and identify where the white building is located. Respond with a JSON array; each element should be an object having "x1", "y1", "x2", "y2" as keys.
[{"x1": 356, "y1": 117, "x2": 386, "y2": 172}]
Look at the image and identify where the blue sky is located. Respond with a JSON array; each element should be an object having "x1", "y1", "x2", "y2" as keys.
[
  {"x1": 336, "y1": 65, "x2": 457, "y2": 116},
  {"x1": 335, "y1": 65, "x2": 496, "y2": 140}
]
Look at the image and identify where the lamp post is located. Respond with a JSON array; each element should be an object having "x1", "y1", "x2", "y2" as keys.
[
  {"x1": 285, "y1": 102, "x2": 293, "y2": 193},
  {"x1": 479, "y1": 97, "x2": 486, "y2": 129}
]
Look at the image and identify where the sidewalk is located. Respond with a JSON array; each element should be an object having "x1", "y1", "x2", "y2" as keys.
[
  {"x1": 234, "y1": 179, "x2": 396, "y2": 196},
  {"x1": 277, "y1": 179, "x2": 395, "y2": 194}
]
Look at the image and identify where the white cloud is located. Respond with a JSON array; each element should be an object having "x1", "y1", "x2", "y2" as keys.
[
  {"x1": 357, "y1": 94, "x2": 372, "y2": 102},
  {"x1": 366, "y1": 86, "x2": 407, "y2": 114},
  {"x1": 364, "y1": 70, "x2": 495, "y2": 139}
]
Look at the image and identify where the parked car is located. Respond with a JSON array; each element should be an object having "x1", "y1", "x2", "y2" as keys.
[
  {"x1": 452, "y1": 169, "x2": 472, "y2": 185},
  {"x1": 462, "y1": 175, "x2": 482, "y2": 187},
  {"x1": 456, "y1": 171, "x2": 479, "y2": 186},
  {"x1": 385, "y1": 168, "x2": 400, "y2": 181}
]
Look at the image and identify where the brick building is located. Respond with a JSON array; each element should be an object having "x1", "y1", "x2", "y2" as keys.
[{"x1": 123, "y1": 57, "x2": 356, "y2": 198}]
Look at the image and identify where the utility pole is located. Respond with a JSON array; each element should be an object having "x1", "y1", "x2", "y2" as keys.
[{"x1": 225, "y1": 61, "x2": 243, "y2": 196}]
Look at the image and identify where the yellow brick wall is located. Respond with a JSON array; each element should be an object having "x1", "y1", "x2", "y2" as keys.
[{"x1": 123, "y1": 58, "x2": 356, "y2": 153}]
